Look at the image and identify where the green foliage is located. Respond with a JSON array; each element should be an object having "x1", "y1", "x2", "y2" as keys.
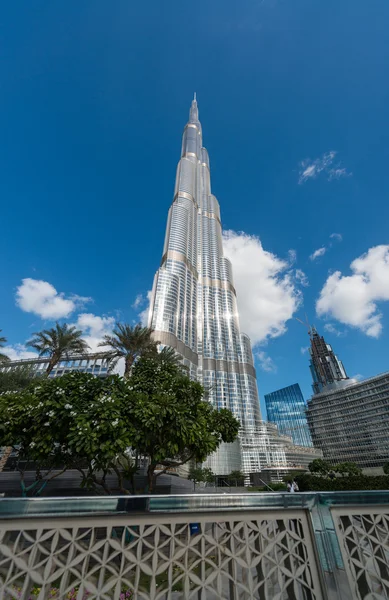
[
  {"x1": 0, "y1": 372, "x2": 135, "y2": 495},
  {"x1": 0, "y1": 359, "x2": 240, "y2": 495},
  {"x1": 0, "y1": 365, "x2": 36, "y2": 393},
  {"x1": 247, "y1": 482, "x2": 287, "y2": 492},
  {"x1": 99, "y1": 323, "x2": 158, "y2": 377},
  {"x1": 334, "y1": 462, "x2": 362, "y2": 477},
  {"x1": 0, "y1": 329, "x2": 10, "y2": 362},
  {"x1": 383, "y1": 462, "x2": 389, "y2": 475},
  {"x1": 188, "y1": 466, "x2": 215, "y2": 486},
  {"x1": 27, "y1": 323, "x2": 89, "y2": 374},
  {"x1": 129, "y1": 356, "x2": 240, "y2": 490},
  {"x1": 296, "y1": 473, "x2": 389, "y2": 492},
  {"x1": 226, "y1": 470, "x2": 245, "y2": 486},
  {"x1": 308, "y1": 459, "x2": 332, "y2": 476}
]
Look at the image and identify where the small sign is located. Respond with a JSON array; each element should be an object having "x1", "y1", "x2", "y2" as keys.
[{"x1": 190, "y1": 523, "x2": 201, "y2": 535}]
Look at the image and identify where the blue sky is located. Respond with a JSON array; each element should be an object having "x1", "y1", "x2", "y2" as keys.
[{"x1": 1, "y1": 0, "x2": 389, "y2": 416}]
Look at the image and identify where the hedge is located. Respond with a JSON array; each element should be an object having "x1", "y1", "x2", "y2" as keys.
[{"x1": 295, "y1": 473, "x2": 389, "y2": 492}]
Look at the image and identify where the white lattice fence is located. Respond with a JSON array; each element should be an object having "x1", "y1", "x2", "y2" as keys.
[
  {"x1": 332, "y1": 506, "x2": 389, "y2": 600},
  {"x1": 0, "y1": 510, "x2": 323, "y2": 599}
]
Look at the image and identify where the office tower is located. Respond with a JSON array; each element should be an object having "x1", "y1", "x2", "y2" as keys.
[
  {"x1": 308, "y1": 327, "x2": 348, "y2": 394},
  {"x1": 307, "y1": 372, "x2": 389, "y2": 469},
  {"x1": 265, "y1": 383, "x2": 313, "y2": 447},
  {"x1": 147, "y1": 96, "x2": 322, "y2": 475}
]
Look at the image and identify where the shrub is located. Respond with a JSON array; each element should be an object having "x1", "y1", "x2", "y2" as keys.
[{"x1": 295, "y1": 473, "x2": 389, "y2": 492}]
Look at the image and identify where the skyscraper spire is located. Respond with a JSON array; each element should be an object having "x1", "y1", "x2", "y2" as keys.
[
  {"x1": 147, "y1": 97, "x2": 322, "y2": 475},
  {"x1": 189, "y1": 94, "x2": 199, "y2": 123}
]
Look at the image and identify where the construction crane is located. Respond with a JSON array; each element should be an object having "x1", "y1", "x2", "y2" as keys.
[{"x1": 295, "y1": 314, "x2": 314, "y2": 338}]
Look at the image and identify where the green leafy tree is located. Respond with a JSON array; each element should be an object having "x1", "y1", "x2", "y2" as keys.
[
  {"x1": 201, "y1": 467, "x2": 216, "y2": 485},
  {"x1": 0, "y1": 365, "x2": 36, "y2": 393},
  {"x1": 0, "y1": 361, "x2": 240, "y2": 495},
  {"x1": 188, "y1": 466, "x2": 215, "y2": 490},
  {"x1": 152, "y1": 346, "x2": 186, "y2": 370},
  {"x1": 188, "y1": 466, "x2": 205, "y2": 490},
  {"x1": 0, "y1": 372, "x2": 137, "y2": 495},
  {"x1": 308, "y1": 458, "x2": 332, "y2": 477},
  {"x1": 383, "y1": 462, "x2": 389, "y2": 475},
  {"x1": 0, "y1": 365, "x2": 37, "y2": 473},
  {"x1": 0, "y1": 330, "x2": 10, "y2": 362},
  {"x1": 27, "y1": 323, "x2": 90, "y2": 375},
  {"x1": 129, "y1": 356, "x2": 240, "y2": 492},
  {"x1": 334, "y1": 462, "x2": 362, "y2": 477},
  {"x1": 99, "y1": 323, "x2": 158, "y2": 377},
  {"x1": 228, "y1": 470, "x2": 245, "y2": 487}
]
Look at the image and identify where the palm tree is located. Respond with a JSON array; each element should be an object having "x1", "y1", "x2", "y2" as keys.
[
  {"x1": 27, "y1": 323, "x2": 90, "y2": 375},
  {"x1": 99, "y1": 323, "x2": 158, "y2": 378},
  {"x1": 153, "y1": 346, "x2": 187, "y2": 370},
  {"x1": 0, "y1": 330, "x2": 10, "y2": 363}
]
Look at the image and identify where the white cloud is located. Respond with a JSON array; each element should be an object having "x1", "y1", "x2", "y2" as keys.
[
  {"x1": 328, "y1": 168, "x2": 350, "y2": 180},
  {"x1": 132, "y1": 294, "x2": 144, "y2": 309},
  {"x1": 298, "y1": 151, "x2": 351, "y2": 184},
  {"x1": 352, "y1": 373, "x2": 364, "y2": 382},
  {"x1": 300, "y1": 346, "x2": 310, "y2": 355},
  {"x1": 310, "y1": 247, "x2": 327, "y2": 261},
  {"x1": 295, "y1": 269, "x2": 309, "y2": 287},
  {"x1": 75, "y1": 313, "x2": 115, "y2": 352},
  {"x1": 139, "y1": 291, "x2": 152, "y2": 326},
  {"x1": 256, "y1": 351, "x2": 277, "y2": 373},
  {"x1": 16, "y1": 278, "x2": 91, "y2": 320},
  {"x1": 2, "y1": 344, "x2": 38, "y2": 361},
  {"x1": 222, "y1": 230, "x2": 302, "y2": 345},
  {"x1": 330, "y1": 233, "x2": 343, "y2": 242},
  {"x1": 323, "y1": 323, "x2": 344, "y2": 337},
  {"x1": 316, "y1": 245, "x2": 389, "y2": 338},
  {"x1": 288, "y1": 249, "x2": 297, "y2": 265}
]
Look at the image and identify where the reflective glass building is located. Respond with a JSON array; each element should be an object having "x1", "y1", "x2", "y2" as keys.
[
  {"x1": 307, "y1": 372, "x2": 389, "y2": 468},
  {"x1": 147, "y1": 97, "x2": 322, "y2": 474},
  {"x1": 264, "y1": 384, "x2": 313, "y2": 448}
]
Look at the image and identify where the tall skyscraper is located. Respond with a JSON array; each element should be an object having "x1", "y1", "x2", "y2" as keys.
[
  {"x1": 264, "y1": 384, "x2": 313, "y2": 447},
  {"x1": 147, "y1": 97, "x2": 322, "y2": 475},
  {"x1": 308, "y1": 327, "x2": 348, "y2": 394}
]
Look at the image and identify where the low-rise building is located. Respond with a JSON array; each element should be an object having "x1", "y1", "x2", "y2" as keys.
[{"x1": 0, "y1": 353, "x2": 111, "y2": 378}]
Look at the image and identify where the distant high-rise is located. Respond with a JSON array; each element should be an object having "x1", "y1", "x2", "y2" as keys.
[
  {"x1": 307, "y1": 372, "x2": 389, "y2": 468},
  {"x1": 308, "y1": 327, "x2": 348, "y2": 394},
  {"x1": 147, "y1": 97, "x2": 322, "y2": 475},
  {"x1": 264, "y1": 384, "x2": 313, "y2": 447}
]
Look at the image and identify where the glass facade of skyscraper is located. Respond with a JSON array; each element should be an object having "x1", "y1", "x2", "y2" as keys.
[
  {"x1": 264, "y1": 384, "x2": 313, "y2": 448},
  {"x1": 147, "y1": 97, "x2": 322, "y2": 475}
]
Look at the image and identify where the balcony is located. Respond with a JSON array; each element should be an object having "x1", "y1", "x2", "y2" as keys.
[{"x1": 0, "y1": 491, "x2": 388, "y2": 599}]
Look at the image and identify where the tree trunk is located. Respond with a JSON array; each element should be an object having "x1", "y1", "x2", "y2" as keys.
[
  {"x1": 124, "y1": 356, "x2": 134, "y2": 378},
  {"x1": 46, "y1": 356, "x2": 58, "y2": 375},
  {"x1": 147, "y1": 464, "x2": 155, "y2": 493}
]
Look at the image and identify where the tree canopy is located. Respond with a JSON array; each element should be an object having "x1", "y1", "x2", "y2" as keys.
[
  {"x1": 27, "y1": 323, "x2": 89, "y2": 374},
  {"x1": 188, "y1": 466, "x2": 215, "y2": 489},
  {"x1": 99, "y1": 323, "x2": 158, "y2": 377},
  {"x1": 0, "y1": 365, "x2": 36, "y2": 393},
  {"x1": 0, "y1": 357, "x2": 240, "y2": 495}
]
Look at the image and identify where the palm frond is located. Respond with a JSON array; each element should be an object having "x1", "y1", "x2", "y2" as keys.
[{"x1": 26, "y1": 322, "x2": 89, "y2": 370}]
